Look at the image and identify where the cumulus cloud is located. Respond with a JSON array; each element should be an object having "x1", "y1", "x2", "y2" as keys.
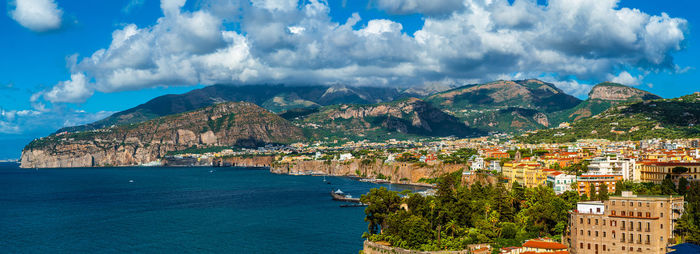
[
  {"x1": 608, "y1": 71, "x2": 643, "y2": 86},
  {"x1": 9, "y1": 0, "x2": 63, "y2": 32},
  {"x1": 40, "y1": 73, "x2": 94, "y2": 103},
  {"x1": 38, "y1": 0, "x2": 687, "y2": 103}
]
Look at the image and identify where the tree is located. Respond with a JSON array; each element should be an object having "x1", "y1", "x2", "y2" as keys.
[
  {"x1": 661, "y1": 174, "x2": 677, "y2": 195},
  {"x1": 598, "y1": 182, "x2": 609, "y2": 201},
  {"x1": 676, "y1": 182, "x2": 700, "y2": 244},
  {"x1": 361, "y1": 187, "x2": 403, "y2": 234},
  {"x1": 678, "y1": 177, "x2": 689, "y2": 196}
]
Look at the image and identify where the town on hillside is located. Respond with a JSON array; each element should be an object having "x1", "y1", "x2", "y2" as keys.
[{"x1": 165, "y1": 135, "x2": 700, "y2": 253}]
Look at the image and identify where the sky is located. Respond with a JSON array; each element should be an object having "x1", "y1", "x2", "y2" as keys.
[{"x1": 0, "y1": 0, "x2": 698, "y2": 159}]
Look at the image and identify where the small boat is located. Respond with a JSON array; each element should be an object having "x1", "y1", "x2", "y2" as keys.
[{"x1": 129, "y1": 180, "x2": 134, "y2": 183}]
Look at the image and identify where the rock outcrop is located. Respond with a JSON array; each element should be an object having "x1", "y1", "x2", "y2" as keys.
[
  {"x1": 588, "y1": 82, "x2": 661, "y2": 101},
  {"x1": 21, "y1": 102, "x2": 304, "y2": 168}
]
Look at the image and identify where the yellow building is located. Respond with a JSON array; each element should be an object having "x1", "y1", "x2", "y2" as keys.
[{"x1": 502, "y1": 162, "x2": 546, "y2": 188}]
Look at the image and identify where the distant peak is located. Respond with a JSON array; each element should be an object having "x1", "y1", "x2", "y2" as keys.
[{"x1": 588, "y1": 82, "x2": 660, "y2": 101}]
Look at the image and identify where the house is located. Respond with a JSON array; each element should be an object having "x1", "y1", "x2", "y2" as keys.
[
  {"x1": 519, "y1": 238, "x2": 568, "y2": 253},
  {"x1": 547, "y1": 172, "x2": 576, "y2": 195},
  {"x1": 338, "y1": 153, "x2": 354, "y2": 161}
]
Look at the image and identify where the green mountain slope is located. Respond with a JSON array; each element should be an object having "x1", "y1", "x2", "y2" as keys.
[
  {"x1": 296, "y1": 98, "x2": 485, "y2": 141},
  {"x1": 520, "y1": 93, "x2": 700, "y2": 143}
]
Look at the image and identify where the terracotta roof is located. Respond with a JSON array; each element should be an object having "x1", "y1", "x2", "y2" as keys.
[
  {"x1": 521, "y1": 252, "x2": 569, "y2": 254},
  {"x1": 522, "y1": 240, "x2": 567, "y2": 250}
]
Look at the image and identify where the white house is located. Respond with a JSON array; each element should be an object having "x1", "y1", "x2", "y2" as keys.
[
  {"x1": 470, "y1": 157, "x2": 485, "y2": 170},
  {"x1": 547, "y1": 172, "x2": 576, "y2": 195},
  {"x1": 338, "y1": 153, "x2": 354, "y2": 161}
]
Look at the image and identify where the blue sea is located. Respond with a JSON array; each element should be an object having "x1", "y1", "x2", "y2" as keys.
[{"x1": 0, "y1": 162, "x2": 423, "y2": 253}]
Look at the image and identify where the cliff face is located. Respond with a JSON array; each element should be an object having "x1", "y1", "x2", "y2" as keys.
[
  {"x1": 270, "y1": 160, "x2": 465, "y2": 183},
  {"x1": 21, "y1": 102, "x2": 304, "y2": 168},
  {"x1": 588, "y1": 82, "x2": 661, "y2": 101}
]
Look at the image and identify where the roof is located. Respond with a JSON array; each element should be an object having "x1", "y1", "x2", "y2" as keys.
[
  {"x1": 521, "y1": 251, "x2": 569, "y2": 254},
  {"x1": 521, "y1": 240, "x2": 567, "y2": 250}
]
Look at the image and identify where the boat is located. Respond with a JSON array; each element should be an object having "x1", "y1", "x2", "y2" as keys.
[{"x1": 330, "y1": 189, "x2": 361, "y2": 203}]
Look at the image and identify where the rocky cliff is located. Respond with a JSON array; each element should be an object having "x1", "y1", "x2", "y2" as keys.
[
  {"x1": 270, "y1": 159, "x2": 465, "y2": 184},
  {"x1": 588, "y1": 82, "x2": 661, "y2": 101},
  {"x1": 21, "y1": 102, "x2": 304, "y2": 168}
]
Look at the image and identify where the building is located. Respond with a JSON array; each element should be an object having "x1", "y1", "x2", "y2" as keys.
[
  {"x1": 520, "y1": 238, "x2": 568, "y2": 253},
  {"x1": 502, "y1": 162, "x2": 542, "y2": 186},
  {"x1": 489, "y1": 160, "x2": 502, "y2": 173},
  {"x1": 587, "y1": 157, "x2": 636, "y2": 181},
  {"x1": 576, "y1": 174, "x2": 622, "y2": 198},
  {"x1": 471, "y1": 157, "x2": 485, "y2": 170},
  {"x1": 548, "y1": 172, "x2": 576, "y2": 195},
  {"x1": 638, "y1": 162, "x2": 700, "y2": 184},
  {"x1": 568, "y1": 191, "x2": 685, "y2": 254}
]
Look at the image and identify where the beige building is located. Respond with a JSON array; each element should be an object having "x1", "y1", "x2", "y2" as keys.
[
  {"x1": 568, "y1": 191, "x2": 684, "y2": 254},
  {"x1": 637, "y1": 162, "x2": 700, "y2": 184}
]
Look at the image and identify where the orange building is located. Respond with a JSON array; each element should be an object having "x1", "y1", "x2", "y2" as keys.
[{"x1": 576, "y1": 174, "x2": 623, "y2": 197}]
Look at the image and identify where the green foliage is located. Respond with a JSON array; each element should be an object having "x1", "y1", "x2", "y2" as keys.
[
  {"x1": 166, "y1": 146, "x2": 229, "y2": 156},
  {"x1": 362, "y1": 173, "x2": 573, "y2": 250},
  {"x1": 676, "y1": 182, "x2": 700, "y2": 244}
]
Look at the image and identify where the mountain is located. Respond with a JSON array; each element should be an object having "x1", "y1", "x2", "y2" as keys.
[
  {"x1": 295, "y1": 98, "x2": 485, "y2": 140},
  {"x1": 425, "y1": 79, "x2": 581, "y2": 132},
  {"x1": 21, "y1": 102, "x2": 304, "y2": 168},
  {"x1": 56, "y1": 84, "x2": 423, "y2": 133},
  {"x1": 520, "y1": 93, "x2": 700, "y2": 143},
  {"x1": 551, "y1": 82, "x2": 662, "y2": 123}
]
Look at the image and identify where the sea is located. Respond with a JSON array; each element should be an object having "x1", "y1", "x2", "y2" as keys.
[{"x1": 0, "y1": 162, "x2": 425, "y2": 253}]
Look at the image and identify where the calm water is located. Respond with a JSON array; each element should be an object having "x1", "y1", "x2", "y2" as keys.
[{"x1": 0, "y1": 162, "x2": 423, "y2": 253}]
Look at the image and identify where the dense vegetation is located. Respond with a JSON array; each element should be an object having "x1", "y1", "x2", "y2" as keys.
[
  {"x1": 361, "y1": 171, "x2": 700, "y2": 250},
  {"x1": 360, "y1": 174, "x2": 578, "y2": 251},
  {"x1": 520, "y1": 93, "x2": 700, "y2": 143}
]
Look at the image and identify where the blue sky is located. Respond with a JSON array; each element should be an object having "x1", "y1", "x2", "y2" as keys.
[{"x1": 0, "y1": 0, "x2": 698, "y2": 159}]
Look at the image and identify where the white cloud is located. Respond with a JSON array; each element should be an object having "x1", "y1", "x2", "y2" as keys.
[
  {"x1": 9, "y1": 0, "x2": 63, "y2": 32},
  {"x1": 608, "y1": 71, "x2": 642, "y2": 86},
  {"x1": 40, "y1": 73, "x2": 94, "y2": 103},
  {"x1": 37, "y1": 0, "x2": 687, "y2": 104}
]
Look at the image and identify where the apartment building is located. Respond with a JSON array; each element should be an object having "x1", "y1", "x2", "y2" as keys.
[
  {"x1": 576, "y1": 174, "x2": 622, "y2": 198},
  {"x1": 568, "y1": 191, "x2": 685, "y2": 254},
  {"x1": 587, "y1": 157, "x2": 636, "y2": 181}
]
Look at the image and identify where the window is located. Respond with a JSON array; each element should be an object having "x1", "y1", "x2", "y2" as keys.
[
  {"x1": 604, "y1": 231, "x2": 607, "y2": 237},
  {"x1": 597, "y1": 207, "x2": 601, "y2": 213},
  {"x1": 596, "y1": 219, "x2": 599, "y2": 225},
  {"x1": 661, "y1": 212, "x2": 664, "y2": 218},
  {"x1": 613, "y1": 201, "x2": 616, "y2": 205},
  {"x1": 646, "y1": 212, "x2": 651, "y2": 217},
  {"x1": 637, "y1": 212, "x2": 642, "y2": 217},
  {"x1": 646, "y1": 202, "x2": 650, "y2": 207},
  {"x1": 588, "y1": 218, "x2": 591, "y2": 224},
  {"x1": 580, "y1": 218, "x2": 584, "y2": 224},
  {"x1": 623, "y1": 201, "x2": 626, "y2": 206},
  {"x1": 631, "y1": 202, "x2": 634, "y2": 207},
  {"x1": 622, "y1": 211, "x2": 626, "y2": 216},
  {"x1": 661, "y1": 203, "x2": 663, "y2": 208},
  {"x1": 581, "y1": 243, "x2": 584, "y2": 249},
  {"x1": 638, "y1": 202, "x2": 642, "y2": 206},
  {"x1": 596, "y1": 231, "x2": 599, "y2": 237},
  {"x1": 588, "y1": 243, "x2": 591, "y2": 249},
  {"x1": 588, "y1": 230, "x2": 591, "y2": 236},
  {"x1": 581, "y1": 230, "x2": 584, "y2": 235},
  {"x1": 612, "y1": 210, "x2": 617, "y2": 215},
  {"x1": 661, "y1": 224, "x2": 663, "y2": 229},
  {"x1": 604, "y1": 219, "x2": 606, "y2": 226}
]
